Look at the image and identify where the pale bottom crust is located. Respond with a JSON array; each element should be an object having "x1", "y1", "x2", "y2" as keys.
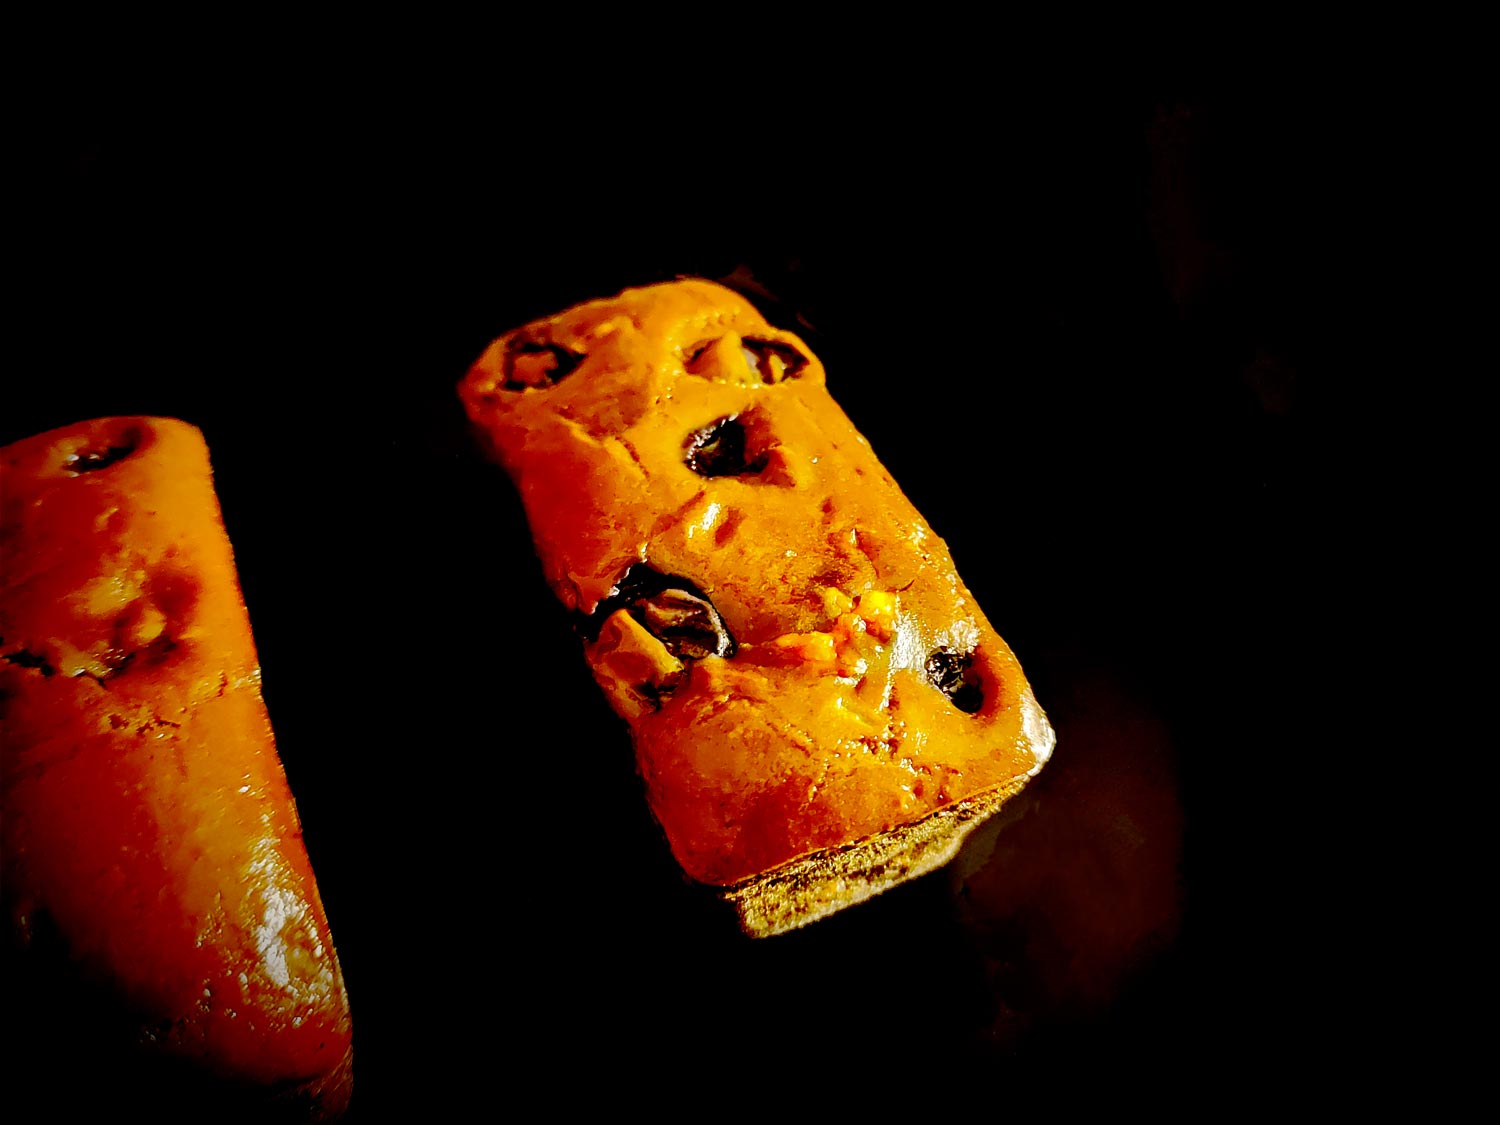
[{"x1": 719, "y1": 777, "x2": 1032, "y2": 938}]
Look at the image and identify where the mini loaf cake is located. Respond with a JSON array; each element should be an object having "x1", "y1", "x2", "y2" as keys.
[
  {"x1": 459, "y1": 279, "x2": 1055, "y2": 936},
  {"x1": 0, "y1": 417, "x2": 353, "y2": 1120}
]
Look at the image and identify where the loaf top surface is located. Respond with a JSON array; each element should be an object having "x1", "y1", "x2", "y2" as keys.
[
  {"x1": 1, "y1": 417, "x2": 353, "y2": 1103},
  {"x1": 460, "y1": 280, "x2": 1054, "y2": 886}
]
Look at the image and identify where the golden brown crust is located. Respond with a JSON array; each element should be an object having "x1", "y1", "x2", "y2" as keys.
[
  {"x1": 460, "y1": 280, "x2": 1054, "y2": 928},
  {"x1": 1, "y1": 417, "x2": 353, "y2": 1113}
]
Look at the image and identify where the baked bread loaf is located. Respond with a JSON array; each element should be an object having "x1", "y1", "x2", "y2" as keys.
[
  {"x1": 459, "y1": 279, "x2": 1055, "y2": 936},
  {"x1": 1, "y1": 417, "x2": 353, "y2": 1120}
]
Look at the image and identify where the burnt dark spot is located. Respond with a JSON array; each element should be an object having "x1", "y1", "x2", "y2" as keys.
[
  {"x1": 685, "y1": 415, "x2": 766, "y2": 478},
  {"x1": 713, "y1": 508, "x2": 743, "y2": 547},
  {"x1": 926, "y1": 647, "x2": 983, "y2": 713},
  {"x1": 635, "y1": 674, "x2": 684, "y2": 710},
  {"x1": 502, "y1": 338, "x2": 585, "y2": 390},
  {"x1": 3, "y1": 649, "x2": 55, "y2": 677},
  {"x1": 741, "y1": 337, "x2": 809, "y2": 383},
  {"x1": 585, "y1": 564, "x2": 735, "y2": 660}
]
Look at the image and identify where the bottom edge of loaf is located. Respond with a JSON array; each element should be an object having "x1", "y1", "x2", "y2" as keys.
[{"x1": 718, "y1": 778, "x2": 1032, "y2": 938}]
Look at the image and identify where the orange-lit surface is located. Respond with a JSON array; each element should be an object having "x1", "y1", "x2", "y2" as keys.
[
  {"x1": 1, "y1": 418, "x2": 352, "y2": 1109},
  {"x1": 460, "y1": 280, "x2": 1053, "y2": 886}
]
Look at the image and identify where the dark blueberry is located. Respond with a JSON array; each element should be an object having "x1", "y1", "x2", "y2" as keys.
[
  {"x1": 684, "y1": 336, "x2": 808, "y2": 383},
  {"x1": 585, "y1": 564, "x2": 736, "y2": 660},
  {"x1": 638, "y1": 588, "x2": 734, "y2": 660},
  {"x1": 67, "y1": 429, "x2": 141, "y2": 473},
  {"x1": 684, "y1": 415, "x2": 766, "y2": 478},
  {"x1": 925, "y1": 647, "x2": 984, "y2": 713},
  {"x1": 741, "y1": 337, "x2": 809, "y2": 383}
]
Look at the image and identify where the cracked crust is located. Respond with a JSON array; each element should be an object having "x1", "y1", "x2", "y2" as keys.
[{"x1": 460, "y1": 279, "x2": 1055, "y2": 934}]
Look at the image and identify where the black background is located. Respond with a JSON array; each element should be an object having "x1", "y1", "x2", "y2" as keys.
[{"x1": 9, "y1": 70, "x2": 1409, "y2": 1116}]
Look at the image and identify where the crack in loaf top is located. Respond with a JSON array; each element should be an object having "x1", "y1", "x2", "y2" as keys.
[{"x1": 459, "y1": 279, "x2": 1053, "y2": 887}]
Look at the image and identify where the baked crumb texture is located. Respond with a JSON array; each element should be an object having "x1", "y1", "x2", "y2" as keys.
[
  {"x1": 1, "y1": 417, "x2": 353, "y2": 1118},
  {"x1": 461, "y1": 279, "x2": 1055, "y2": 936}
]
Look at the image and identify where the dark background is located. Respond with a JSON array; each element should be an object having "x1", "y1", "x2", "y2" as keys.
[{"x1": 9, "y1": 76, "x2": 1406, "y2": 1115}]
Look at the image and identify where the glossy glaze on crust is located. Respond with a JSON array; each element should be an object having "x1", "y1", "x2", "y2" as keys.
[
  {"x1": 0, "y1": 417, "x2": 352, "y2": 1114},
  {"x1": 460, "y1": 280, "x2": 1054, "y2": 889}
]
